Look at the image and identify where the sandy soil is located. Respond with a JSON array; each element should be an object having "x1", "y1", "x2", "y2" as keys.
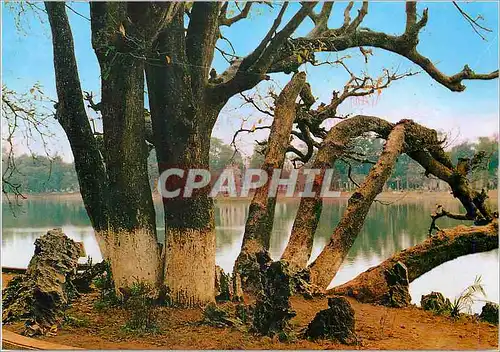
[{"x1": 2, "y1": 273, "x2": 497, "y2": 350}]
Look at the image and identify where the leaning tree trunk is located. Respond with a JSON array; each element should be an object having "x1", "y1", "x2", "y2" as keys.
[
  {"x1": 329, "y1": 220, "x2": 498, "y2": 303},
  {"x1": 308, "y1": 121, "x2": 408, "y2": 288},
  {"x1": 45, "y1": 2, "x2": 108, "y2": 231},
  {"x1": 281, "y1": 115, "x2": 394, "y2": 270},
  {"x1": 90, "y1": 3, "x2": 163, "y2": 291},
  {"x1": 234, "y1": 72, "x2": 306, "y2": 292},
  {"x1": 146, "y1": 3, "x2": 222, "y2": 306}
]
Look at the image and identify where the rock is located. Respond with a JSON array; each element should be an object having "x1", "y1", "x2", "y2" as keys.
[
  {"x1": 304, "y1": 296, "x2": 358, "y2": 345},
  {"x1": 251, "y1": 261, "x2": 296, "y2": 336},
  {"x1": 72, "y1": 260, "x2": 108, "y2": 293},
  {"x1": 383, "y1": 261, "x2": 412, "y2": 308},
  {"x1": 2, "y1": 229, "x2": 82, "y2": 336},
  {"x1": 479, "y1": 302, "x2": 498, "y2": 324},
  {"x1": 420, "y1": 292, "x2": 452, "y2": 313}
]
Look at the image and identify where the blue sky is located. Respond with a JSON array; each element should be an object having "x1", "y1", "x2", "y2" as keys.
[{"x1": 2, "y1": 2, "x2": 499, "y2": 162}]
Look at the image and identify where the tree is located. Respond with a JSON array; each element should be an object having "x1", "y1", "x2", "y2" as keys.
[
  {"x1": 210, "y1": 137, "x2": 243, "y2": 172},
  {"x1": 35, "y1": 1, "x2": 498, "y2": 306}
]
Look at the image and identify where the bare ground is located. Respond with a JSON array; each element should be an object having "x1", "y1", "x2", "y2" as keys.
[{"x1": 2, "y1": 273, "x2": 497, "y2": 350}]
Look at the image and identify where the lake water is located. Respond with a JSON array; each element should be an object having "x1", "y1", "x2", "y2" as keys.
[{"x1": 2, "y1": 197, "x2": 498, "y2": 313}]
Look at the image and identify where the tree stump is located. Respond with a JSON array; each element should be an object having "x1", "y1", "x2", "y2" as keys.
[
  {"x1": 420, "y1": 292, "x2": 452, "y2": 313},
  {"x1": 383, "y1": 261, "x2": 412, "y2": 308},
  {"x1": 304, "y1": 296, "x2": 358, "y2": 345},
  {"x1": 2, "y1": 228, "x2": 82, "y2": 336}
]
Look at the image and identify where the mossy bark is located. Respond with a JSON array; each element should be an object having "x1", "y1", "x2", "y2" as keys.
[
  {"x1": 90, "y1": 3, "x2": 161, "y2": 292},
  {"x1": 145, "y1": 4, "x2": 223, "y2": 306},
  {"x1": 45, "y1": 2, "x2": 108, "y2": 231}
]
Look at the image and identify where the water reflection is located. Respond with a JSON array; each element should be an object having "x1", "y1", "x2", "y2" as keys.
[{"x1": 2, "y1": 197, "x2": 498, "y2": 313}]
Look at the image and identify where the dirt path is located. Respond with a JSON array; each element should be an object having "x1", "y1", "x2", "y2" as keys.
[{"x1": 2, "y1": 273, "x2": 497, "y2": 350}]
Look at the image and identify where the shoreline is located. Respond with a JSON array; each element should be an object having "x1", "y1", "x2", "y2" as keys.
[{"x1": 9, "y1": 189, "x2": 498, "y2": 204}]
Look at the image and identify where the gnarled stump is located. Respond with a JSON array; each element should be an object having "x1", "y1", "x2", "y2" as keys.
[
  {"x1": 304, "y1": 296, "x2": 358, "y2": 345},
  {"x1": 251, "y1": 261, "x2": 296, "y2": 336},
  {"x1": 329, "y1": 220, "x2": 498, "y2": 304},
  {"x1": 480, "y1": 302, "x2": 499, "y2": 325},
  {"x1": 2, "y1": 229, "x2": 82, "y2": 336},
  {"x1": 383, "y1": 261, "x2": 412, "y2": 308}
]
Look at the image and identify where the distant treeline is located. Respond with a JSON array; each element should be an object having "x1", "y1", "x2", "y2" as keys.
[{"x1": 2, "y1": 135, "x2": 498, "y2": 194}]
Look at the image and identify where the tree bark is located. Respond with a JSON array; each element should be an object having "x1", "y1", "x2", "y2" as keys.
[
  {"x1": 233, "y1": 72, "x2": 306, "y2": 292},
  {"x1": 308, "y1": 121, "x2": 408, "y2": 288},
  {"x1": 146, "y1": 4, "x2": 222, "y2": 306},
  {"x1": 90, "y1": 3, "x2": 161, "y2": 291},
  {"x1": 45, "y1": 2, "x2": 108, "y2": 231},
  {"x1": 281, "y1": 115, "x2": 393, "y2": 270},
  {"x1": 329, "y1": 220, "x2": 498, "y2": 303}
]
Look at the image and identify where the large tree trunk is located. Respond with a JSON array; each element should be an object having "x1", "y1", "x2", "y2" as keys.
[
  {"x1": 281, "y1": 116, "x2": 393, "y2": 270},
  {"x1": 308, "y1": 122, "x2": 408, "y2": 288},
  {"x1": 234, "y1": 72, "x2": 306, "y2": 291},
  {"x1": 45, "y1": 2, "x2": 108, "y2": 231},
  {"x1": 329, "y1": 220, "x2": 498, "y2": 303},
  {"x1": 90, "y1": 3, "x2": 162, "y2": 291},
  {"x1": 146, "y1": 3, "x2": 222, "y2": 306}
]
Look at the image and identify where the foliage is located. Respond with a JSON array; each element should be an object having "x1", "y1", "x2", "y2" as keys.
[
  {"x1": 201, "y1": 302, "x2": 243, "y2": 328},
  {"x1": 92, "y1": 261, "x2": 119, "y2": 310},
  {"x1": 122, "y1": 281, "x2": 159, "y2": 334},
  {"x1": 2, "y1": 152, "x2": 79, "y2": 194},
  {"x1": 210, "y1": 137, "x2": 244, "y2": 171},
  {"x1": 330, "y1": 134, "x2": 498, "y2": 191},
  {"x1": 449, "y1": 276, "x2": 486, "y2": 317},
  {"x1": 63, "y1": 314, "x2": 90, "y2": 328}
]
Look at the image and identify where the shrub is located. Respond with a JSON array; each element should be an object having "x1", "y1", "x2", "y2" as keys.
[{"x1": 449, "y1": 276, "x2": 486, "y2": 318}]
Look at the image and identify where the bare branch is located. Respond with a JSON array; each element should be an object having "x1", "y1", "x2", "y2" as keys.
[
  {"x1": 452, "y1": 1, "x2": 492, "y2": 41},
  {"x1": 428, "y1": 204, "x2": 472, "y2": 236},
  {"x1": 267, "y1": 3, "x2": 498, "y2": 92},
  {"x1": 239, "y1": 92, "x2": 274, "y2": 117},
  {"x1": 219, "y1": 2, "x2": 253, "y2": 27},
  {"x1": 307, "y1": 2, "x2": 334, "y2": 38}
]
